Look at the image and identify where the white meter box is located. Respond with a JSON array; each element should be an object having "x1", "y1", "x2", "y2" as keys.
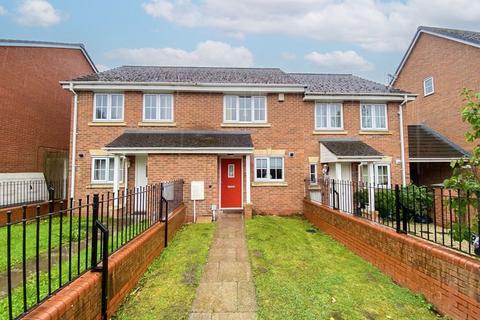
[{"x1": 191, "y1": 181, "x2": 205, "y2": 200}]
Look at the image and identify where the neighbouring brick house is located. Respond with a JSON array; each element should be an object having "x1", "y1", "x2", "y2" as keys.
[
  {"x1": 62, "y1": 66, "x2": 414, "y2": 220},
  {"x1": 0, "y1": 39, "x2": 97, "y2": 198},
  {"x1": 392, "y1": 26, "x2": 480, "y2": 185}
]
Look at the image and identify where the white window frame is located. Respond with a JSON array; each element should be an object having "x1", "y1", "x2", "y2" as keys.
[
  {"x1": 93, "y1": 93, "x2": 124, "y2": 122},
  {"x1": 223, "y1": 95, "x2": 267, "y2": 124},
  {"x1": 91, "y1": 157, "x2": 124, "y2": 184},
  {"x1": 254, "y1": 156, "x2": 284, "y2": 182},
  {"x1": 374, "y1": 163, "x2": 391, "y2": 186},
  {"x1": 309, "y1": 163, "x2": 317, "y2": 185},
  {"x1": 314, "y1": 102, "x2": 343, "y2": 130},
  {"x1": 423, "y1": 77, "x2": 434, "y2": 96},
  {"x1": 142, "y1": 94, "x2": 174, "y2": 122},
  {"x1": 360, "y1": 103, "x2": 388, "y2": 131}
]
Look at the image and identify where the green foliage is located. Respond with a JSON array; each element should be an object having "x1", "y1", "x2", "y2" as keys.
[
  {"x1": 400, "y1": 185, "x2": 434, "y2": 218},
  {"x1": 375, "y1": 189, "x2": 396, "y2": 219},
  {"x1": 452, "y1": 221, "x2": 479, "y2": 242},
  {"x1": 354, "y1": 189, "x2": 369, "y2": 209}
]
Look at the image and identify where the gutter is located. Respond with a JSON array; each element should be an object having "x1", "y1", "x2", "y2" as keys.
[
  {"x1": 398, "y1": 94, "x2": 408, "y2": 186},
  {"x1": 69, "y1": 83, "x2": 78, "y2": 198}
]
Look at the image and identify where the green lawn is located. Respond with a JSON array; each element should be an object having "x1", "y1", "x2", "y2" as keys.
[
  {"x1": 0, "y1": 216, "x2": 87, "y2": 272},
  {"x1": 113, "y1": 223, "x2": 216, "y2": 320},
  {"x1": 246, "y1": 216, "x2": 443, "y2": 320}
]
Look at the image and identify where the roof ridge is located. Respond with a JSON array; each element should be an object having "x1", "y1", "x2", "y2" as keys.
[
  {"x1": 120, "y1": 65, "x2": 283, "y2": 71},
  {"x1": 0, "y1": 39, "x2": 85, "y2": 48},
  {"x1": 288, "y1": 72, "x2": 353, "y2": 76},
  {"x1": 419, "y1": 25, "x2": 480, "y2": 35}
]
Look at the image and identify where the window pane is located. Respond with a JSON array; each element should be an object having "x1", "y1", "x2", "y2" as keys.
[
  {"x1": 144, "y1": 95, "x2": 157, "y2": 120},
  {"x1": 361, "y1": 105, "x2": 372, "y2": 129},
  {"x1": 95, "y1": 95, "x2": 108, "y2": 120},
  {"x1": 316, "y1": 104, "x2": 328, "y2": 128},
  {"x1": 159, "y1": 95, "x2": 172, "y2": 120},
  {"x1": 424, "y1": 78, "x2": 433, "y2": 94},
  {"x1": 330, "y1": 104, "x2": 342, "y2": 128},
  {"x1": 110, "y1": 95, "x2": 123, "y2": 120},
  {"x1": 108, "y1": 158, "x2": 114, "y2": 182},
  {"x1": 239, "y1": 96, "x2": 252, "y2": 122},
  {"x1": 253, "y1": 96, "x2": 266, "y2": 121},
  {"x1": 225, "y1": 96, "x2": 237, "y2": 121},
  {"x1": 255, "y1": 158, "x2": 267, "y2": 179},
  {"x1": 93, "y1": 159, "x2": 106, "y2": 181},
  {"x1": 376, "y1": 165, "x2": 388, "y2": 185},
  {"x1": 270, "y1": 157, "x2": 283, "y2": 180},
  {"x1": 374, "y1": 105, "x2": 386, "y2": 129},
  {"x1": 310, "y1": 164, "x2": 317, "y2": 183}
]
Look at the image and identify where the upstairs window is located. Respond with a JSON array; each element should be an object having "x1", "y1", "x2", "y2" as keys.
[
  {"x1": 143, "y1": 94, "x2": 174, "y2": 121},
  {"x1": 224, "y1": 95, "x2": 267, "y2": 123},
  {"x1": 255, "y1": 157, "x2": 284, "y2": 182},
  {"x1": 94, "y1": 94, "x2": 124, "y2": 121},
  {"x1": 423, "y1": 77, "x2": 434, "y2": 96},
  {"x1": 315, "y1": 103, "x2": 343, "y2": 130},
  {"x1": 361, "y1": 104, "x2": 387, "y2": 130}
]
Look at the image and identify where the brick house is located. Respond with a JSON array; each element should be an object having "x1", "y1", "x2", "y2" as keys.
[
  {"x1": 62, "y1": 66, "x2": 414, "y2": 220},
  {"x1": 391, "y1": 26, "x2": 479, "y2": 185},
  {"x1": 0, "y1": 39, "x2": 97, "y2": 191}
]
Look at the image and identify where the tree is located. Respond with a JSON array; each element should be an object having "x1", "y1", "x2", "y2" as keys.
[{"x1": 444, "y1": 89, "x2": 480, "y2": 252}]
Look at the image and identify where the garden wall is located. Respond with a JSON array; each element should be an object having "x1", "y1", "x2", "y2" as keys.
[
  {"x1": 304, "y1": 199, "x2": 480, "y2": 320},
  {"x1": 23, "y1": 203, "x2": 186, "y2": 320},
  {"x1": 0, "y1": 200, "x2": 66, "y2": 226}
]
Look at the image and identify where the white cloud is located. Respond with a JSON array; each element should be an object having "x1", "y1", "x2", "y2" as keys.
[
  {"x1": 105, "y1": 41, "x2": 254, "y2": 67},
  {"x1": 16, "y1": 0, "x2": 62, "y2": 27},
  {"x1": 0, "y1": 5, "x2": 7, "y2": 16},
  {"x1": 305, "y1": 50, "x2": 374, "y2": 72},
  {"x1": 142, "y1": 0, "x2": 480, "y2": 52}
]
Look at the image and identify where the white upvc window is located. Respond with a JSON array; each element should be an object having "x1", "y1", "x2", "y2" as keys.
[
  {"x1": 93, "y1": 93, "x2": 124, "y2": 121},
  {"x1": 361, "y1": 103, "x2": 387, "y2": 130},
  {"x1": 91, "y1": 157, "x2": 124, "y2": 184},
  {"x1": 224, "y1": 95, "x2": 267, "y2": 123},
  {"x1": 375, "y1": 164, "x2": 391, "y2": 186},
  {"x1": 309, "y1": 163, "x2": 317, "y2": 184},
  {"x1": 315, "y1": 103, "x2": 343, "y2": 130},
  {"x1": 254, "y1": 157, "x2": 284, "y2": 182},
  {"x1": 423, "y1": 77, "x2": 434, "y2": 96},
  {"x1": 143, "y1": 94, "x2": 174, "y2": 121}
]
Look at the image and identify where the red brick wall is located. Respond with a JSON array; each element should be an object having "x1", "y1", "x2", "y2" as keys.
[
  {"x1": 394, "y1": 33, "x2": 480, "y2": 153},
  {"x1": 0, "y1": 46, "x2": 95, "y2": 173},
  {"x1": 71, "y1": 91, "x2": 409, "y2": 216},
  {"x1": 0, "y1": 200, "x2": 66, "y2": 226},
  {"x1": 304, "y1": 200, "x2": 480, "y2": 320},
  {"x1": 23, "y1": 203, "x2": 186, "y2": 320}
]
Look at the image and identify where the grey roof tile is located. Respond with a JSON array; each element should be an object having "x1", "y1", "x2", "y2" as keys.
[
  {"x1": 408, "y1": 125, "x2": 469, "y2": 159},
  {"x1": 320, "y1": 139, "x2": 383, "y2": 157},
  {"x1": 289, "y1": 73, "x2": 408, "y2": 94},
  {"x1": 420, "y1": 26, "x2": 480, "y2": 46},
  {"x1": 74, "y1": 66, "x2": 299, "y2": 84},
  {"x1": 105, "y1": 130, "x2": 253, "y2": 149}
]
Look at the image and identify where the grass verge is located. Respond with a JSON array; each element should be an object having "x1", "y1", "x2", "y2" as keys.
[
  {"x1": 113, "y1": 223, "x2": 215, "y2": 320},
  {"x1": 246, "y1": 216, "x2": 443, "y2": 320}
]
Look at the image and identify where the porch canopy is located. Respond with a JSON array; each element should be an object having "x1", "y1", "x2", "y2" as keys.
[
  {"x1": 319, "y1": 138, "x2": 383, "y2": 163},
  {"x1": 104, "y1": 130, "x2": 254, "y2": 154}
]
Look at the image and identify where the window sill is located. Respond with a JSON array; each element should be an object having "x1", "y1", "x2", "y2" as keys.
[
  {"x1": 251, "y1": 181, "x2": 288, "y2": 187},
  {"x1": 87, "y1": 183, "x2": 124, "y2": 189},
  {"x1": 221, "y1": 123, "x2": 271, "y2": 128},
  {"x1": 359, "y1": 130, "x2": 392, "y2": 135},
  {"x1": 88, "y1": 122, "x2": 127, "y2": 127},
  {"x1": 312, "y1": 130, "x2": 348, "y2": 135},
  {"x1": 138, "y1": 122, "x2": 176, "y2": 127}
]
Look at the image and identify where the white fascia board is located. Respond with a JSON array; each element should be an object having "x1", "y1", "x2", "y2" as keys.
[
  {"x1": 409, "y1": 157, "x2": 463, "y2": 163},
  {"x1": 304, "y1": 94, "x2": 416, "y2": 102},
  {"x1": 61, "y1": 82, "x2": 305, "y2": 93},
  {"x1": 103, "y1": 147, "x2": 254, "y2": 155}
]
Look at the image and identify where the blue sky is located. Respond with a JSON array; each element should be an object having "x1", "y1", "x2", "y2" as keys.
[{"x1": 1, "y1": 0, "x2": 480, "y2": 84}]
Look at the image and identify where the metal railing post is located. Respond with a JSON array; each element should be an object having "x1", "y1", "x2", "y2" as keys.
[
  {"x1": 164, "y1": 198, "x2": 169, "y2": 247},
  {"x1": 6, "y1": 211, "x2": 13, "y2": 320},
  {"x1": 48, "y1": 186, "x2": 55, "y2": 213},
  {"x1": 395, "y1": 185, "x2": 402, "y2": 233},
  {"x1": 332, "y1": 179, "x2": 336, "y2": 210},
  {"x1": 91, "y1": 193, "x2": 99, "y2": 268}
]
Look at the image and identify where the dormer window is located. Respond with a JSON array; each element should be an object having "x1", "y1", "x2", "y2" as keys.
[{"x1": 423, "y1": 77, "x2": 434, "y2": 96}]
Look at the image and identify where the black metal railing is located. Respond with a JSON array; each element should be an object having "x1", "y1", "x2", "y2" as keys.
[
  {"x1": 0, "y1": 179, "x2": 66, "y2": 209},
  {"x1": 1, "y1": 180, "x2": 184, "y2": 320},
  {"x1": 306, "y1": 176, "x2": 480, "y2": 257}
]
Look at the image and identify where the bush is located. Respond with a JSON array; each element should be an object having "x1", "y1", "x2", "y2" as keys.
[
  {"x1": 375, "y1": 189, "x2": 396, "y2": 219},
  {"x1": 452, "y1": 220, "x2": 479, "y2": 242},
  {"x1": 399, "y1": 185, "x2": 434, "y2": 222}
]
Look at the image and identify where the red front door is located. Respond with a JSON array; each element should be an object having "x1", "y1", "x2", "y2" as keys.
[{"x1": 221, "y1": 158, "x2": 242, "y2": 208}]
